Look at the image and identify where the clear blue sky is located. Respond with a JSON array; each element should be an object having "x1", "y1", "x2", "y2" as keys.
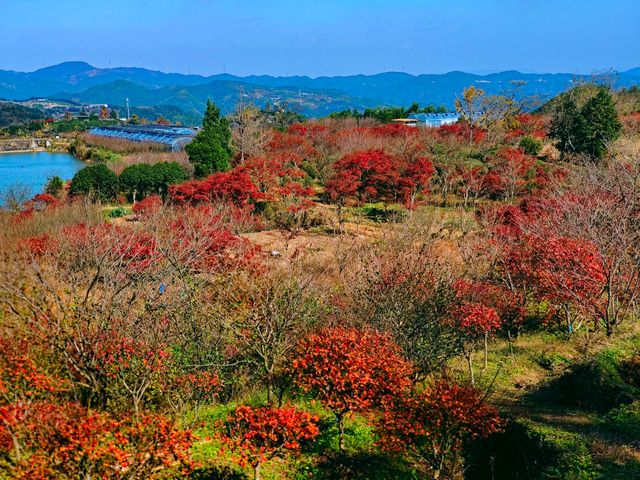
[{"x1": 0, "y1": 0, "x2": 638, "y2": 76}]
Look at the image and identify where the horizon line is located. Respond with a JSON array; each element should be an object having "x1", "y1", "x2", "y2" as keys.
[{"x1": 3, "y1": 61, "x2": 638, "y2": 80}]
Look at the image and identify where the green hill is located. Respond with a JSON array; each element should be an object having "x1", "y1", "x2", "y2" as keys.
[{"x1": 0, "y1": 101, "x2": 44, "y2": 127}]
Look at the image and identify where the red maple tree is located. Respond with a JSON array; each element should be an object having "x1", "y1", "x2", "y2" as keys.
[
  {"x1": 219, "y1": 405, "x2": 320, "y2": 480},
  {"x1": 378, "y1": 378, "x2": 502, "y2": 479},
  {"x1": 291, "y1": 327, "x2": 412, "y2": 451}
]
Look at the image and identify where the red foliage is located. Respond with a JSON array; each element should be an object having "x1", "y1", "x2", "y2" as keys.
[
  {"x1": 20, "y1": 233, "x2": 57, "y2": 257},
  {"x1": 0, "y1": 402, "x2": 194, "y2": 479},
  {"x1": 0, "y1": 339, "x2": 61, "y2": 402},
  {"x1": 94, "y1": 335, "x2": 170, "y2": 379},
  {"x1": 169, "y1": 169, "x2": 263, "y2": 207},
  {"x1": 239, "y1": 154, "x2": 315, "y2": 214},
  {"x1": 267, "y1": 130, "x2": 319, "y2": 163},
  {"x1": 287, "y1": 122, "x2": 329, "y2": 138},
  {"x1": 56, "y1": 222, "x2": 163, "y2": 273},
  {"x1": 451, "y1": 303, "x2": 501, "y2": 337},
  {"x1": 326, "y1": 149, "x2": 399, "y2": 204},
  {"x1": 621, "y1": 112, "x2": 640, "y2": 135},
  {"x1": 484, "y1": 147, "x2": 537, "y2": 200},
  {"x1": 504, "y1": 233, "x2": 606, "y2": 309},
  {"x1": 486, "y1": 196, "x2": 612, "y2": 331},
  {"x1": 219, "y1": 405, "x2": 319, "y2": 475},
  {"x1": 11, "y1": 208, "x2": 34, "y2": 224},
  {"x1": 117, "y1": 230, "x2": 160, "y2": 273},
  {"x1": 377, "y1": 378, "x2": 502, "y2": 476},
  {"x1": 291, "y1": 328, "x2": 412, "y2": 425},
  {"x1": 397, "y1": 156, "x2": 435, "y2": 208},
  {"x1": 326, "y1": 149, "x2": 433, "y2": 208},
  {"x1": 454, "y1": 279, "x2": 525, "y2": 334},
  {"x1": 170, "y1": 370, "x2": 221, "y2": 404},
  {"x1": 132, "y1": 194, "x2": 163, "y2": 216},
  {"x1": 456, "y1": 165, "x2": 487, "y2": 204},
  {"x1": 32, "y1": 193, "x2": 61, "y2": 209},
  {"x1": 514, "y1": 113, "x2": 548, "y2": 139},
  {"x1": 368, "y1": 123, "x2": 420, "y2": 137},
  {"x1": 438, "y1": 122, "x2": 486, "y2": 144},
  {"x1": 0, "y1": 339, "x2": 193, "y2": 478}
]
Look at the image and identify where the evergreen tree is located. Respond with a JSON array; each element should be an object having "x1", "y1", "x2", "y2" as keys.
[
  {"x1": 549, "y1": 95, "x2": 581, "y2": 154},
  {"x1": 576, "y1": 87, "x2": 622, "y2": 159},
  {"x1": 550, "y1": 86, "x2": 621, "y2": 161},
  {"x1": 186, "y1": 100, "x2": 233, "y2": 177},
  {"x1": 119, "y1": 162, "x2": 188, "y2": 201}
]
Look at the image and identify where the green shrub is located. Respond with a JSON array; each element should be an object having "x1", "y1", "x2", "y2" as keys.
[
  {"x1": 519, "y1": 136, "x2": 543, "y2": 156},
  {"x1": 294, "y1": 453, "x2": 419, "y2": 480},
  {"x1": 90, "y1": 147, "x2": 121, "y2": 163},
  {"x1": 359, "y1": 203, "x2": 407, "y2": 223},
  {"x1": 604, "y1": 401, "x2": 640, "y2": 438},
  {"x1": 119, "y1": 162, "x2": 188, "y2": 201},
  {"x1": 107, "y1": 207, "x2": 131, "y2": 218},
  {"x1": 44, "y1": 175, "x2": 65, "y2": 197}
]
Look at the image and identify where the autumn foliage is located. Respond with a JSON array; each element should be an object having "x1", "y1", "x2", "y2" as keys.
[
  {"x1": 0, "y1": 338, "x2": 194, "y2": 479},
  {"x1": 378, "y1": 379, "x2": 502, "y2": 479},
  {"x1": 291, "y1": 327, "x2": 412, "y2": 450},
  {"x1": 325, "y1": 149, "x2": 434, "y2": 211},
  {"x1": 169, "y1": 168, "x2": 263, "y2": 207},
  {"x1": 219, "y1": 405, "x2": 320, "y2": 479},
  {"x1": 3, "y1": 97, "x2": 636, "y2": 479}
]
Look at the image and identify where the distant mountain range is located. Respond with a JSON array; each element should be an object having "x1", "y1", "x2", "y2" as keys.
[{"x1": 1, "y1": 62, "x2": 639, "y2": 123}]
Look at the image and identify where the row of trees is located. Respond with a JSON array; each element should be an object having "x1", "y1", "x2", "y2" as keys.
[
  {"x1": 329, "y1": 102, "x2": 449, "y2": 122},
  {"x1": 69, "y1": 161, "x2": 188, "y2": 201}
]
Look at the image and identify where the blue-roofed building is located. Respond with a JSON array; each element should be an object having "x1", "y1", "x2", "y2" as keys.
[
  {"x1": 89, "y1": 125, "x2": 197, "y2": 151},
  {"x1": 408, "y1": 112, "x2": 460, "y2": 127}
]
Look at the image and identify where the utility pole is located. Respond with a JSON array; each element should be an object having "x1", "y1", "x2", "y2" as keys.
[{"x1": 126, "y1": 98, "x2": 130, "y2": 121}]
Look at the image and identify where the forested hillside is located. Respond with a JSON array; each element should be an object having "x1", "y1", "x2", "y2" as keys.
[{"x1": 0, "y1": 101, "x2": 43, "y2": 126}]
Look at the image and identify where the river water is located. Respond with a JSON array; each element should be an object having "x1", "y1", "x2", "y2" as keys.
[{"x1": 0, "y1": 151, "x2": 84, "y2": 199}]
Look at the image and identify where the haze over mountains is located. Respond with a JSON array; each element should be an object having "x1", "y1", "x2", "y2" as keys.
[{"x1": 1, "y1": 62, "x2": 639, "y2": 121}]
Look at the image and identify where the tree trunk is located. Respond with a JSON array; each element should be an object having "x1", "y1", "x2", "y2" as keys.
[
  {"x1": 466, "y1": 351, "x2": 475, "y2": 386},
  {"x1": 564, "y1": 305, "x2": 573, "y2": 335},
  {"x1": 253, "y1": 463, "x2": 261, "y2": 480},
  {"x1": 483, "y1": 333, "x2": 489, "y2": 370},
  {"x1": 507, "y1": 329, "x2": 514, "y2": 357},
  {"x1": 337, "y1": 414, "x2": 345, "y2": 453}
]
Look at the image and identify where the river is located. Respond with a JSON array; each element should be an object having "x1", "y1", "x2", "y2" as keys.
[{"x1": 0, "y1": 151, "x2": 84, "y2": 199}]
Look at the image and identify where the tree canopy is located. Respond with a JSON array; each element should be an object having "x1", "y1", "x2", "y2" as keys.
[
  {"x1": 119, "y1": 162, "x2": 188, "y2": 201},
  {"x1": 69, "y1": 164, "x2": 119, "y2": 201}
]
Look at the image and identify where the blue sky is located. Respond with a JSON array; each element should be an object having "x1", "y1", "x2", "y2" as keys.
[{"x1": 0, "y1": 0, "x2": 638, "y2": 76}]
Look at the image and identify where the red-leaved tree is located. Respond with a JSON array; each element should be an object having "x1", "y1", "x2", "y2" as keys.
[
  {"x1": 291, "y1": 327, "x2": 412, "y2": 451},
  {"x1": 448, "y1": 301, "x2": 501, "y2": 384},
  {"x1": 219, "y1": 405, "x2": 320, "y2": 480},
  {"x1": 378, "y1": 378, "x2": 502, "y2": 479}
]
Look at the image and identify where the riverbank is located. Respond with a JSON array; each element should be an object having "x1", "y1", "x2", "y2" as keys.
[{"x1": 0, "y1": 147, "x2": 47, "y2": 154}]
